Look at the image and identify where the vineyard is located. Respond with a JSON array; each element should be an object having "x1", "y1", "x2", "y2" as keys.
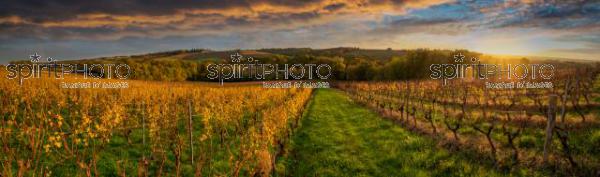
[
  {"x1": 0, "y1": 73, "x2": 312, "y2": 176},
  {"x1": 336, "y1": 66, "x2": 600, "y2": 176},
  {"x1": 2, "y1": 63, "x2": 600, "y2": 176}
]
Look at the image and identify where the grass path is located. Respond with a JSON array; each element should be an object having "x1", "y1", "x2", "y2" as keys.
[{"x1": 283, "y1": 89, "x2": 504, "y2": 177}]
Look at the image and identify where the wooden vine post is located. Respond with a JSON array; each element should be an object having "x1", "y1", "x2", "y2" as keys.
[
  {"x1": 188, "y1": 99, "x2": 194, "y2": 165},
  {"x1": 543, "y1": 95, "x2": 557, "y2": 164}
]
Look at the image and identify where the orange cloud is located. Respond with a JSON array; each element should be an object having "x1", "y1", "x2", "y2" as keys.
[{"x1": 0, "y1": 0, "x2": 452, "y2": 40}]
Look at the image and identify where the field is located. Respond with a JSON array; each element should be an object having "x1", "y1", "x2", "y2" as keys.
[
  {"x1": 1, "y1": 59, "x2": 600, "y2": 176},
  {"x1": 281, "y1": 89, "x2": 506, "y2": 177}
]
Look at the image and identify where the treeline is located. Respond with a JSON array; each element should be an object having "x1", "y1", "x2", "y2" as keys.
[
  {"x1": 81, "y1": 58, "x2": 204, "y2": 82},
  {"x1": 342, "y1": 49, "x2": 480, "y2": 80},
  {"x1": 9, "y1": 53, "x2": 207, "y2": 82},
  {"x1": 11, "y1": 48, "x2": 556, "y2": 82},
  {"x1": 195, "y1": 48, "x2": 481, "y2": 81}
]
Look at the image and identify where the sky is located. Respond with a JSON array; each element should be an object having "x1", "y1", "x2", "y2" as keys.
[{"x1": 0, "y1": 0, "x2": 599, "y2": 63}]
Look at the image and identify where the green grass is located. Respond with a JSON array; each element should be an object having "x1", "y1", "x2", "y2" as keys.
[{"x1": 282, "y1": 89, "x2": 512, "y2": 177}]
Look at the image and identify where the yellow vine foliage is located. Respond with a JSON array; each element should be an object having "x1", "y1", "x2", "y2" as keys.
[{"x1": 0, "y1": 70, "x2": 312, "y2": 175}]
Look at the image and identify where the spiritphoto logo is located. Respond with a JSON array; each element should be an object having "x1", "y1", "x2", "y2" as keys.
[
  {"x1": 207, "y1": 53, "x2": 332, "y2": 88},
  {"x1": 430, "y1": 53, "x2": 555, "y2": 89},
  {"x1": 5, "y1": 53, "x2": 131, "y2": 87}
]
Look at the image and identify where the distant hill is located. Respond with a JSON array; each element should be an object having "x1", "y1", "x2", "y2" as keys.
[
  {"x1": 65, "y1": 47, "x2": 407, "y2": 62},
  {"x1": 257, "y1": 47, "x2": 405, "y2": 60}
]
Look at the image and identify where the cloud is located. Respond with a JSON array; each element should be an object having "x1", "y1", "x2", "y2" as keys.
[
  {"x1": 367, "y1": 1, "x2": 485, "y2": 36},
  {"x1": 542, "y1": 33, "x2": 600, "y2": 60},
  {"x1": 482, "y1": 1, "x2": 600, "y2": 30},
  {"x1": 323, "y1": 3, "x2": 346, "y2": 11},
  {"x1": 0, "y1": 0, "x2": 599, "y2": 62},
  {"x1": 0, "y1": 0, "x2": 451, "y2": 41}
]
